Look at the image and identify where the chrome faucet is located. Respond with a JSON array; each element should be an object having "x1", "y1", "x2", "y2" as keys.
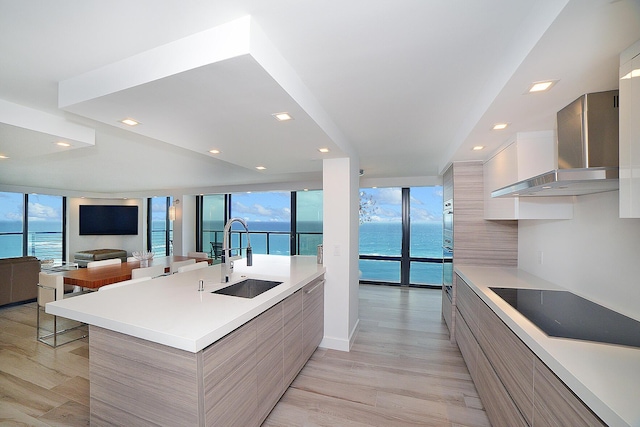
[{"x1": 220, "y1": 217, "x2": 253, "y2": 282}]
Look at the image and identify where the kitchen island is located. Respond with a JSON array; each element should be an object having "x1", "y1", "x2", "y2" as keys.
[
  {"x1": 47, "y1": 255, "x2": 325, "y2": 426},
  {"x1": 454, "y1": 266, "x2": 640, "y2": 427}
]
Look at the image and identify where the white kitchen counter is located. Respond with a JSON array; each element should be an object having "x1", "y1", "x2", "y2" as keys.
[
  {"x1": 456, "y1": 266, "x2": 640, "y2": 427},
  {"x1": 47, "y1": 255, "x2": 325, "y2": 353}
]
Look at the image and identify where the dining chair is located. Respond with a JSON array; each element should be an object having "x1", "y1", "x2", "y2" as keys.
[
  {"x1": 187, "y1": 251, "x2": 209, "y2": 259},
  {"x1": 99, "y1": 276, "x2": 152, "y2": 291},
  {"x1": 177, "y1": 261, "x2": 209, "y2": 273},
  {"x1": 37, "y1": 272, "x2": 87, "y2": 347},
  {"x1": 170, "y1": 258, "x2": 195, "y2": 274},
  {"x1": 87, "y1": 258, "x2": 122, "y2": 268},
  {"x1": 131, "y1": 264, "x2": 165, "y2": 279}
]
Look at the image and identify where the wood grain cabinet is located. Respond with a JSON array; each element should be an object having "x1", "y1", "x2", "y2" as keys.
[
  {"x1": 283, "y1": 289, "x2": 304, "y2": 387},
  {"x1": 454, "y1": 274, "x2": 605, "y2": 427},
  {"x1": 303, "y1": 277, "x2": 325, "y2": 361},
  {"x1": 89, "y1": 274, "x2": 325, "y2": 427}
]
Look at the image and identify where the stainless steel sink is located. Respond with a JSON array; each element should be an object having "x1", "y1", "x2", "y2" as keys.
[{"x1": 212, "y1": 279, "x2": 283, "y2": 298}]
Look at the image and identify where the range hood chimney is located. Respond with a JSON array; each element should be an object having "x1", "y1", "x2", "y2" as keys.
[{"x1": 492, "y1": 90, "x2": 619, "y2": 198}]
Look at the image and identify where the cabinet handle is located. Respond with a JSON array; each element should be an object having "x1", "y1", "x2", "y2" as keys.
[{"x1": 305, "y1": 280, "x2": 325, "y2": 294}]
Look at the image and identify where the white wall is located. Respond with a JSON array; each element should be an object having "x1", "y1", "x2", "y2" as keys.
[
  {"x1": 518, "y1": 190, "x2": 640, "y2": 320},
  {"x1": 68, "y1": 197, "x2": 146, "y2": 259}
]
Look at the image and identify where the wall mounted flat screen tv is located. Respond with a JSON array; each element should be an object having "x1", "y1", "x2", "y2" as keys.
[{"x1": 79, "y1": 205, "x2": 139, "y2": 235}]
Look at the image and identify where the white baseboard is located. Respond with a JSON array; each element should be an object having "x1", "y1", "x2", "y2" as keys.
[{"x1": 319, "y1": 318, "x2": 360, "y2": 352}]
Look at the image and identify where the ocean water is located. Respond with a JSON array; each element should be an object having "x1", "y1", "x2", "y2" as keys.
[
  {"x1": 3, "y1": 219, "x2": 445, "y2": 285},
  {"x1": 359, "y1": 221, "x2": 444, "y2": 285},
  {"x1": 0, "y1": 221, "x2": 63, "y2": 260}
]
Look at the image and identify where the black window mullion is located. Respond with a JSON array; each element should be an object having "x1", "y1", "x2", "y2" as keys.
[
  {"x1": 146, "y1": 198, "x2": 152, "y2": 251},
  {"x1": 290, "y1": 192, "x2": 297, "y2": 256},
  {"x1": 62, "y1": 196, "x2": 67, "y2": 262},
  {"x1": 23, "y1": 194, "x2": 29, "y2": 257},
  {"x1": 400, "y1": 188, "x2": 411, "y2": 286},
  {"x1": 165, "y1": 197, "x2": 171, "y2": 256},
  {"x1": 195, "y1": 195, "x2": 202, "y2": 252}
]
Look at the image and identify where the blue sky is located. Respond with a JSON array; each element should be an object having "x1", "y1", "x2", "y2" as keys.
[
  {"x1": 1, "y1": 187, "x2": 442, "y2": 224},
  {"x1": 0, "y1": 192, "x2": 62, "y2": 222},
  {"x1": 360, "y1": 186, "x2": 443, "y2": 223}
]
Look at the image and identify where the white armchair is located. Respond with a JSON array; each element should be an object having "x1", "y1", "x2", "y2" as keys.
[
  {"x1": 87, "y1": 258, "x2": 122, "y2": 268},
  {"x1": 170, "y1": 258, "x2": 195, "y2": 274},
  {"x1": 177, "y1": 261, "x2": 209, "y2": 273},
  {"x1": 131, "y1": 264, "x2": 165, "y2": 279}
]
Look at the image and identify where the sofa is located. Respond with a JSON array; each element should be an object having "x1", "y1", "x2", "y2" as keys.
[
  {"x1": 74, "y1": 249, "x2": 128, "y2": 267},
  {"x1": 0, "y1": 256, "x2": 41, "y2": 306}
]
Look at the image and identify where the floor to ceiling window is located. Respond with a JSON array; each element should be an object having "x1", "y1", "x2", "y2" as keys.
[
  {"x1": 0, "y1": 192, "x2": 65, "y2": 262},
  {"x1": 359, "y1": 186, "x2": 443, "y2": 287},
  {"x1": 199, "y1": 190, "x2": 322, "y2": 258},
  {"x1": 148, "y1": 196, "x2": 173, "y2": 256},
  {"x1": 295, "y1": 190, "x2": 323, "y2": 255},
  {"x1": 0, "y1": 191, "x2": 24, "y2": 258}
]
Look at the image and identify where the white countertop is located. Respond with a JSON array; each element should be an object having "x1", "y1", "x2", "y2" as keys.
[
  {"x1": 455, "y1": 266, "x2": 640, "y2": 427},
  {"x1": 47, "y1": 255, "x2": 325, "y2": 353}
]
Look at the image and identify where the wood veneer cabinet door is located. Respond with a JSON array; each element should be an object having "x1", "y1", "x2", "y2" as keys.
[
  {"x1": 455, "y1": 276, "x2": 481, "y2": 336},
  {"x1": 256, "y1": 303, "x2": 284, "y2": 424},
  {"x1": 533, "y1": 359, "x2": 605, "y2": 427},
  {"x1": 283, "y1": 289, "x2": 304, "y2": 387},
  {"x1": 476, "y1": 298, "x2": 534, "y2": 425},
  {"x1": 476, "y1": 350, "x2": 528, "y2": 427},
  {"x1": 203, "y1": 319, "x2": 258, "y2": 427},
  {"x1": 89, "y1": 326, "x2": 201, "y2": 426},
  {"x1": 455, "y1": 308, "x2": 478, "y2": 381},
  {"x1": 302, "y1": 278, "x2": 325, "y2": 361}
]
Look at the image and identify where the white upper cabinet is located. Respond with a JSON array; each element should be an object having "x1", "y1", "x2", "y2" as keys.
[
  {"x1": 619, "y1": 39, "x2": 640, "y2": 218},
  {"x1": 483, "y1": 131, "x2": 573, "y2": 220}
]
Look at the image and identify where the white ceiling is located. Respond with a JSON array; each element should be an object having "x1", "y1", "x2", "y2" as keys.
[{"x1": 1, "y1": 0, "x2": 639, "y2": 196}]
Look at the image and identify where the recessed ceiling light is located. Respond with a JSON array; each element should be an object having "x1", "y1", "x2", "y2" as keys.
[
  {"x1": 492, "y1": 123, "x2": 508, "y2": 130},
  {"x1": 120, "y1": 118, "x2": 140, "y2": 126},
  {"x1": 472, "y1": 145, "x2": 484, "y2": 151},
  {"x1": 528, "y1": 80, "x2": 557, "y2": 93},
  {"x1": 55, "y1": 141, "x2": 72, "y2": 147},
  {"x1": 318, "y1": 148, "x2": 330, "y2": 153},
  {"x1": 208, "y1": 149, "x2": 221, "y2": 154},
  {"x1": 0, "y1": 154, "x2": 8, "y2": 159},
  {"x1": 272, "y1": 112, "x2": 292, "y2": 121},
  {"x1": 256, "y1": 166, "x2": 266, "y2": 170}
]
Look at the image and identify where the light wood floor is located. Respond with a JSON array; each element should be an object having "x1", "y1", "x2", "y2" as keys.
[{"x1": 0, "y1": 285, "x2": 489, "y2": 426}]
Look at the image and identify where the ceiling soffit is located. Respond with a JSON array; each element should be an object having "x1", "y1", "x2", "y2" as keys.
[{"x1": 58, "y1": 15, "x2": 355, "y2": 173}]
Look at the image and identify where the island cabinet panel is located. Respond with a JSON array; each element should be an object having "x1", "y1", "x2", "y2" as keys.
[
  {"x1": 88, "y1": 273, "x2": 325, "y2": 427},
  {"x1": 256, "y1": 303, "x2": 285, "y2": 424},
  {"x1": 89, "y1": 326, "x2": 201, "y2": 426},
  {"x1": 533, "y1": 358, "x2": 606, "y2": 427},
  {"x1": 283, "y1": 289, "x2": 304, "y2": 386},
  {"x1": 302, "y1": 277, "x2": 325, "y2": 361},
  {"x1": 203, "y1": 319, "x2": 258, "y2": 427}
]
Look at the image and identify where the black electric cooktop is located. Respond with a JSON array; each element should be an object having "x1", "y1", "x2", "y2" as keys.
[{"x1": 490, "y1": 287, "x2": 640, "y2": 349}]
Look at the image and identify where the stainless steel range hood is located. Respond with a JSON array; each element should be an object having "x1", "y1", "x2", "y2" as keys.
[{"x1": 492, "y1": 90, "x2": 619, "y2": 198}]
